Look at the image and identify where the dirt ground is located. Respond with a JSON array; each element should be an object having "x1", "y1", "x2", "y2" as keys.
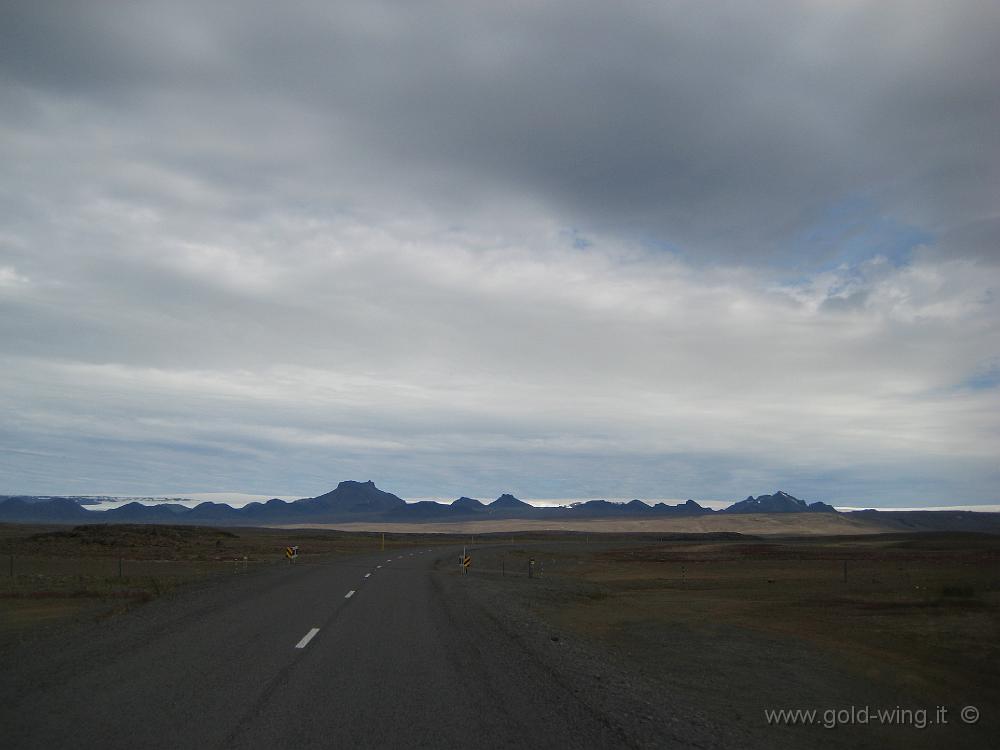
[{"x1": 455, "y1": 532, "x2": 1000, "y2": 748}]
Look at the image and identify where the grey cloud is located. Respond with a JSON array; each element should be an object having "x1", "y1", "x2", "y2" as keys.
[{"x1": 3, "y1": 0, "x2": 997, "y2": 263}]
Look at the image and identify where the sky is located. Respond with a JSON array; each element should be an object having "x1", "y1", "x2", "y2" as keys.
[{"x1": 1, "y1": 0, "x2": 998, "y2": 506}]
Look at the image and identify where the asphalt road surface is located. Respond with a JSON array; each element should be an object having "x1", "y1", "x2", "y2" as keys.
[{"x1": 1, "y1": 548, "x2": 626, "y2": 749}]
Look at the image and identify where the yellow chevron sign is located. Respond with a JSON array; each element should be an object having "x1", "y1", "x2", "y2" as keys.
[
  {"x1": 285, "y1": 546, "x2": 299, "y2": 559},
  {"x1": 462, "y1": 555, "x2": 471, "y2": 568}
]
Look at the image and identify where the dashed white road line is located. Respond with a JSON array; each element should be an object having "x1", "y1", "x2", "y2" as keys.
[
  {"x1": 377, "y1": 565, "x2": 382, "y2": 569},
  {"x1": 364, "y1": 573, "x2": 371, "y2": 578},
  {"x1": 345, "y1": 590, "x2": 355, "y2": 599},
  {"x1": 295, "y1": 628, "x2": 320, "y2": 649}
]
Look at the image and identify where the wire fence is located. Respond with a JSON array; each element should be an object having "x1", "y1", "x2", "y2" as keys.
[{"x1": 449, "y1": 543, "x2": 1000, "y2": 598}]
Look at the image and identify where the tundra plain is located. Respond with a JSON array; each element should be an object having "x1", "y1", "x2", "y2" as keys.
[{"x1": 2, "y1": 523, "x2": 997, "y2": 748}]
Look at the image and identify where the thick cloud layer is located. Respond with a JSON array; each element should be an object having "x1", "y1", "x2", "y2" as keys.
[{"x1": 1, "y1": 1, "x2": 997, "y2": 503}]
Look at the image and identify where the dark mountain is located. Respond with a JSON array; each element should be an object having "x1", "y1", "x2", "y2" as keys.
[
  {"x1": 650, "y1": 499, "x2": 714, "y2": 516},
  {"x1": 488, "y1": 494, "x2": 535, "y2": 514},
  {"x1": 806, "y1": 500, "x2": 838, "y2": 513},
  {"x1": 105, "y1": 502, "x2": 192, "y2": 522},
  {"x1": 724, "y1": 491, "x2": 808, "y2": 513},
  {"x1": 239, "y1": 498, "x2": 297, "y2": 521},
  {"x1": 186, "y1": 502, "x2": 245, "y2": 521},
  {"x1": 0, "y1": 484, "x2": 823, "y2": 525},
  {"x1": 451, "y1": 496, "x2": 486, "y2": 512},
  {"x1": 387, "y1": 501, "x2": 453, "y2": 519},
  {"x1": 301, "y1": 480, "x2": 406, "y2": 517},
  {"x1": 0, "y1": 497, "x2": 90, "y2": 522},
  {"x1": 722, "y1": 491, "x2": 838, "y2": 514},
  {"x1": 0, "y1": 495, "x2": 52, "y2": 505},
  {"x1": 564, "y1": 500, "x2": 631, "y2": 518},
  {"x1": 624, "y1": 499, "x2": 652, "y2": 514}
]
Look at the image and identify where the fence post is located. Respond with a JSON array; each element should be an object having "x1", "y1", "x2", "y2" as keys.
[{"x1": 119, "y1": 557, "x2": 123, "y2": 579}]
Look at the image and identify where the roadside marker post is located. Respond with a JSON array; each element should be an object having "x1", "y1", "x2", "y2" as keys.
[{"x1": 528, "y1": 557, "x2": 534, "y2": 579}]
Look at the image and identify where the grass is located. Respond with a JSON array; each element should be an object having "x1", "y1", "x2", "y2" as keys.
[{"x1": 462, "y1": 532, "x2": 1000, "y2": 719}]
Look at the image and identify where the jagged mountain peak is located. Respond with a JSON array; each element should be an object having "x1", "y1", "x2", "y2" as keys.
[{"x1": 724, "y1": 491, "x2": 810, "y2": 513}]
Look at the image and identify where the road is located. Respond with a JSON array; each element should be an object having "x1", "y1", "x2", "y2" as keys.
[{"x1": 0, "y1": 547, "x2": 626, "y2": 749}]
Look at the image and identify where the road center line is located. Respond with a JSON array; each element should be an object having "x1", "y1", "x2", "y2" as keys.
[
  {"x1": 295, "y1": 628, "x2": 320, "y2": 649},
  {"x1": 345, "y1": 590, "x2": 355, "y2": 598}
]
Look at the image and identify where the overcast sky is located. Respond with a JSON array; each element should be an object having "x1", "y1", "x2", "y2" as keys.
[{"x1": 1, "y1": 1, "x2": 998, "y2": 505}]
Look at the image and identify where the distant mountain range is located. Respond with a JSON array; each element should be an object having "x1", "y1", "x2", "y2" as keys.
[{"x1": 1, "y1": 482, "x2": 997, "y2": 532}]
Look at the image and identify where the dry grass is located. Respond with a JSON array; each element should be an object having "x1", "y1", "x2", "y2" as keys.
[{"x1": 466, "y1": 533, "x2": 1000, "y2": 715}]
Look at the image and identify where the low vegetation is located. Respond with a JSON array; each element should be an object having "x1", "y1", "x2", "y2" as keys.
[{"x1": 460, "y1": 532, "x2": 1000, "y2": 745}]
